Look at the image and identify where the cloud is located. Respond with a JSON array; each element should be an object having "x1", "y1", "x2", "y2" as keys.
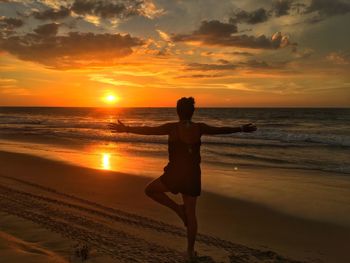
[
  {"x1": 172, "y1": 20, "x2": 237, "y2": 43},
  {"x1": 70, "y1": 0, "x2": 157, "y2": 19},
  {"x1": 305, "y1": 0, "x2": 350, "y2": 16},
  {"x1": 228, "y1": 51, "x2": 254, "y2": 56},
  {"x1": 71, "y1": 0, "x2": 131, "y2": 19},
  {"x1": 0, "y1": 16, "x2": 23, "y2": 27},
  {"x1": 304, "y1": 0, "x2": 350, "y2": 23},
  {"x1": 184, "y1": 57, "x2": 288, "y2": 72},
  {"x1": 228, "y1": 0, "x2": 350, "y2": 26},
  {"x1": 193, "y1": 20, "x2": 238, "y2": 36},
  {"x1": 157, "y1": 29, "x2": 172, "y2": 42},
  {"x1": 33, "y1": 22, "x2": 59, "y2": 36},
  {"x1": 0, "y1": 16, "x2": 23, "y2": 37},
  {"x1": 0, "y1": 78, "x2": 17, "y2": 88},
  {"x1": 33, "y1": 6, "x2": 70, "y2": 20},
  {"x1": 89, "y1": 74, "x2": 142, "y2": 87},
  {"x1": 326, "y1": 51, "x2": 350, "y2": 65},
  {"x1": 0, "y1": 23, "x2": 144, "y2": 69},
  {"x1": 242, "y1": 59, "x2": 271, "y2": 69},
  {"x1": 186, "y1": 62, "x2": 237, "y2": 71},
  {"x1": 271, "y1": 31, "x2": 293, "y2": 48},
  {"x1": 176, "y1": 74, "x2": 224, "y2": 79},
  {"x1": 138, "y1": 0, "x2": 165, "y2": 19},
  {"x1": 293, "y1": 48, "x2": 314, "y2": 59},
  {"x1": 272, "y1": 0, "x2": 293, "y2": 17},
  {"x1": 0, "y1": 78, "x2": 29, "y2": 96},
  {"x1": 202, "y1": 50, "x2": 254, "y2": 57},
  {"x1": 156, "y1": 47, "x2": 171, "y2": 56},
  {"x1": 230, "y1": 8, "x2": 269, "y2": 24},
  {"x1": 217, "y1": 59, "x2": 230, "y2": 64},
  {"x1": 229, "y1": 1, "x2": 294, "y2": 25},
  {"x1": 227, "y1": 0, "x2": 350, "y2": 26},
  {"x1": 28, "y1": 0, "x2": 163, "y2": 21},
  {"x1": 172, "y1": 20, "x2": 294, "y2": 49},
  {"x1": 239, "y1": 59, "x2": 292, "y2": 71}
]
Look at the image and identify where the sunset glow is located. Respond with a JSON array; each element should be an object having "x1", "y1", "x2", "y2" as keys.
[
  {"x1": 0, "y1": 1, "x2": 349, "y2": 107},
  {"x1": 104, "y1": 94, "x2": 119, "y2": 105},
  {"x1": 0, "y1": 1, "x2": 349, "y2": 260}
]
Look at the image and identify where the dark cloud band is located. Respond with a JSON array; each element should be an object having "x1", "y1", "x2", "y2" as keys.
[
  {"x1": 0, "y1": 16, "x2": 23, "y2": 37},
  {"x1": 172, "y1": 20, "x2": 294, "y2": 49},
  {"x1": 71, "y1": 0, "x2": 139, "y2": 19},
  {"x1": 0, "y1": 23, "x2": 144, "y2": 69},
  {"x1": 230, "y1": 8, "x2": 269, "y2": 25},
  {"x1": 303, "y1": 0, "x2": 350, "y2": 23},
  {"x1": 33, "y1": 6, "x2": 70, "y2": 20},
  {"x1": 29, "y1": 0, "x2": 158, "y2": 22},
  {"x1": 229, "y1": 0, "x2": 293, "y2": 25}
]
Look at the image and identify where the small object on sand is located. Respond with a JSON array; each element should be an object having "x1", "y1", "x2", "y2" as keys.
[{"x1": 73, "y1": 243, "x2": 90, "y2": 262}]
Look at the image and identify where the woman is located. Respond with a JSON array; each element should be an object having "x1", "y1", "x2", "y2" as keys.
[{"x1": 108, "y1": 97, "x2": 257, "y2": 261}]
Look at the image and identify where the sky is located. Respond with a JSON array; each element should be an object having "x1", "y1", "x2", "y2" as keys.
[{"x1": 0, "y1": 0, "x2": 349, "y2": 107}]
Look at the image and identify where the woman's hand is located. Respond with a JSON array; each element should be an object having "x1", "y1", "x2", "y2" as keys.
[
  {"x1": 108, "y1": 120, "x2": 129, "y2": 133},
  {"x1": 241, "y1": 123, "x2": 257, "y2": 132}
]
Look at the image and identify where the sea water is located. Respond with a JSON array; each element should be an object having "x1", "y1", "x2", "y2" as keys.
[
  {"x1": 1, "y1": 107, "x2": 349, "y2": 174},
  {"x1": 1, "y1": 107, "x2": 350, "y2": 226}
]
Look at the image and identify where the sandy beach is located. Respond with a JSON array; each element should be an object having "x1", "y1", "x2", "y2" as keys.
[{"x1": 0, "y1": 150, "x2": 349, "y2": 263}]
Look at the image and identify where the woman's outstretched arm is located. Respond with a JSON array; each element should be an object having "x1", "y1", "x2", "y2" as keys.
[
  {"x1": 108, "y1": 120, "x2": 173, "y2": 135},
  {"x1": 200, "y1": 123, "x2": 257, "y2": 135}
]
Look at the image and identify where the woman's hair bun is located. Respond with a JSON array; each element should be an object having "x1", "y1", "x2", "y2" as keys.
[
  {"x1": 187, "y1": 97, "x2": 195, "y2": 105},
  {"x1": 176, "y1": 97, "x2": 195, "y2": 120}
]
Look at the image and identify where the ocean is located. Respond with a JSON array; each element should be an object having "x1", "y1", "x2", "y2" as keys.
[
  {"x1": 0, "y1": 107, "x2": 349, "y2": 174},
  {"x1": 1, "y1": 107, "x2": 350, "y2": 226}
]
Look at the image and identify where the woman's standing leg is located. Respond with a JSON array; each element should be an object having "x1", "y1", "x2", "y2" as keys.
[{"x1": 182, "y1": 194, "x2": 197, "y2": 258}]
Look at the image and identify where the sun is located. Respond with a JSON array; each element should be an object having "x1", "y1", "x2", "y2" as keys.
[{"x1": 103, "y1": 94, "x2": 119, "y2": 104}]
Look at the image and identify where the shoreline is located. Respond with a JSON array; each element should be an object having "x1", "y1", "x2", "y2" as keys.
[
  {"x1": 0, "y1": 150, "x2": 349, "y2": 262},
  {"x1": 1, "y1": 136, "x2": 350, "y2": 228}
]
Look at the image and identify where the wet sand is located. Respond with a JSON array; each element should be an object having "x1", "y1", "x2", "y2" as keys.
[{"x1": 0, "y1": 150, "x2": 349, "y2": 262}]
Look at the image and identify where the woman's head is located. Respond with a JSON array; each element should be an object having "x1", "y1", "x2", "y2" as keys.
[{"x1": 177, "y1": 97, "x2": 195, "y2": 120}]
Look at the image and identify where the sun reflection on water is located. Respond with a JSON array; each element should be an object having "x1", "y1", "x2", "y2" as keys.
[{"x1": 101, "y1": 153, "x2": 111, "y2": 170}]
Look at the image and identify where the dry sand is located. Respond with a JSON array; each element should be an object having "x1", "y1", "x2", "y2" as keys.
[{"x1": 0, "y1": 151, "x2": 349, "y2": 262}]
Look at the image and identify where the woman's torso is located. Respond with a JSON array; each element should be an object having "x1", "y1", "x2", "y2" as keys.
[{"x1": 167, "y1": 122, "x2": 201, "y2": 166}]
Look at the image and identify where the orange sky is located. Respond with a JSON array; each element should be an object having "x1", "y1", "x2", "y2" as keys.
[{"x1": 0, "y1": 0, "x2": 349, "y2": 107}]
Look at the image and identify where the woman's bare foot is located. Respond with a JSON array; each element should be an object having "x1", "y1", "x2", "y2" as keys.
[
  {"x1": 183, "y1": 250, "x2": 197, "y2": 262},
  {"x1": 176, "y1": 204, "x2": 187, "y2": 227}
]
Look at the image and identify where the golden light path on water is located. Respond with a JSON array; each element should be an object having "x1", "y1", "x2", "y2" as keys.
[
  {"x1": 0, "y1": 139, "x2": 163, "y2": 176},
  {"x1": 101, "y1": 153, "x2": 111, "y2": 170}
]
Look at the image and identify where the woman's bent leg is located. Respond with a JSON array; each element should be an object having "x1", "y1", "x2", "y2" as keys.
[
  {"x1": 182, "y1": 194, "x2": 197, "y2": 257},
  {"x1": 145, "y1": 178, "x2": 186, "y2": 224}
]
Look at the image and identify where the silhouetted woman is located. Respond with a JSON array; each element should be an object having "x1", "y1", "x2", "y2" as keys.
[{"x1": 109, "y1": 97, "x2": 257, "y2": 261}]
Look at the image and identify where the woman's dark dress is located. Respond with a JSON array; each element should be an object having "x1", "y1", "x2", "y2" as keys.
[{"x1": 160, "y1": 124, "x2": 201, "y2": 197}]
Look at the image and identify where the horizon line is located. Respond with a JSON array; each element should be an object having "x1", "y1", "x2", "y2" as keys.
[{"x1": 0, "y1": 106, "x2": 349, "y2": 109}]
